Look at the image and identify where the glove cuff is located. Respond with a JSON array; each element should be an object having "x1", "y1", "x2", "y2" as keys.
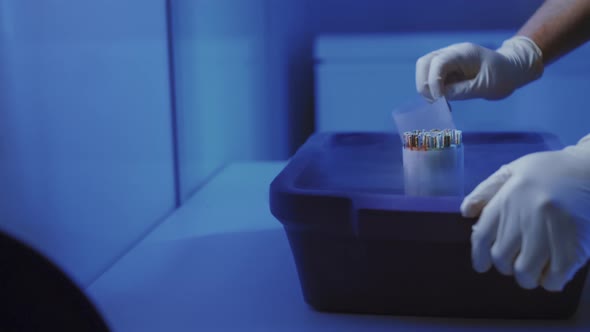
[{"x1": 497, "y1": 36, "x2": 544, "y2": 87}]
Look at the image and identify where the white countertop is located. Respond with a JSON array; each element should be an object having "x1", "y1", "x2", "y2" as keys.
[{"x1": 88, "y1": 162, "x2": 590, "y2": 331}]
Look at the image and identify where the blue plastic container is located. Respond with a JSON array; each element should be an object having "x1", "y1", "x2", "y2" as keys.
[{"x1": 270, "y1": 132, "x2": 588, "y2": 319}]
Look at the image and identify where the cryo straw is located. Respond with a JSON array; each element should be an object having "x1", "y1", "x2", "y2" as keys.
[{"x1": 402, "y1": 129, "x2": 462, "y2": 150}]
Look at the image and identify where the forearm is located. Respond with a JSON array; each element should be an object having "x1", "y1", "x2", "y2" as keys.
[{"x1": 518, "y1": 0, "x2": 590, "y2": 65}]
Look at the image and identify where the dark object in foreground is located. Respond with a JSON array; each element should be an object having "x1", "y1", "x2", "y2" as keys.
[{"x1": 0, "y1": 229, "x2": 109, "y2": 331}]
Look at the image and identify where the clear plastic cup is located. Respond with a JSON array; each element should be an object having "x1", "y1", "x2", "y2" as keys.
[{"x1": 392, "y1": 97, "x2": 464, "y2": 197}]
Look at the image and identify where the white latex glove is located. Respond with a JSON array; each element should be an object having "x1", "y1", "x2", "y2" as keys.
[
  {"x1": 416, "y1": 36, "x2": 544, "y2": 101},
  {"x1": 461, "y1": 134, "x2": 590, "y2": 291}
]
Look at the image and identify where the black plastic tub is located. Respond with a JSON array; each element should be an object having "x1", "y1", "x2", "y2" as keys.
[{"x1": 269, "y1": 132, "x2": 588, "y2": 319}]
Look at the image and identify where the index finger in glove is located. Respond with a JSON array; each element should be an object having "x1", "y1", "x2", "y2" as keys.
[
  {"x1": 427, "y1": 52, "x2": 463, "y2": 100},
  {"x1": 461, "y1": 165, "x2": 513, "y2": 218},
  {"x1": 416, "y1": 51, "x2": 439, "y2": 101}
]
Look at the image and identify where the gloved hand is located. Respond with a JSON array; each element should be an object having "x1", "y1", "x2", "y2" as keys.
[
  {"x1": 460, "y1": 134, "x2": 590, "y2": 291},
  {"x1": 415, "y1": 36, "x2": 544, "y2": 101}
]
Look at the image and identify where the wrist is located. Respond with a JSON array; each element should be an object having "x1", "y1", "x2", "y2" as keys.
[{"x1": 496, "y1": 36, "x2": 544, "y2": 87}]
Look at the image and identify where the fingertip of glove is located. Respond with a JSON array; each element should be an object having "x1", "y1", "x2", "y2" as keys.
[
  {"x1": 417, "y1": 83, "x2": 435, "y2": 102},
  {"x1": 460, "y1": 198, "x2": 481, "y2": 218},
  {"x1": 473, "y1": 261, "x2": 491, "y2": 274},
  {"x1": 542, "y1": 283, "x2": 565, "y2": 293},
  {"x1": 515, "y1": 274, "x2": 540, "y2": 290},
  {"x1": 542, "y1": 273, "x2": 569, "y2": 292}
]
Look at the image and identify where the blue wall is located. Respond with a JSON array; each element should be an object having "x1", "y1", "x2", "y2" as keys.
[
  {"x1": 0, "y1": 0, "x2": 565, "y2": 288},
  {"x1": 278, "y1": 0, "x2": 545, "y2": 151},
  {"x1": 0, "y1": 0, "x2": 176, "y2": 286},
  {"x1": 306, "y1": 1, "x2": 541, "y2": 33},
  {"x1": 169, "y1": 0, "x2": 548, "y2": 199}
]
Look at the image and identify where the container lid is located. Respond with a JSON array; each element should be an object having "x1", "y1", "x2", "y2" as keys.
[{"x1": 270, "y1": 132, "x2": 562, "y2": 236}]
